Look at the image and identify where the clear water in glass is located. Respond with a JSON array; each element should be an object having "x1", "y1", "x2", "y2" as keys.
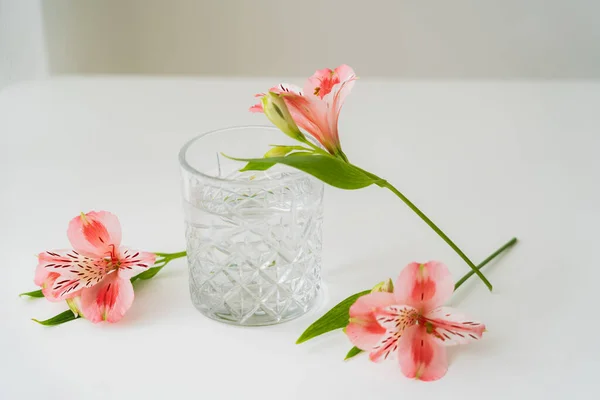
[{"x1": 180, "y1": 127, "x2": 324, "y2": 325}]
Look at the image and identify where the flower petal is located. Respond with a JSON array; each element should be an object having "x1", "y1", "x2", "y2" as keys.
[
  {"x1": 346, "y1": 292, "x2": 396, "y2": 351},
  {"x1": 331, "y1": 64, "x2": 356, "y2": 113},
  {"x1": 346, "y1": 321, "x2": 385, "y2": 351},
  {"x1": 349, "y1": 292, "x2": 397, "y2": 317},
  {"x1": 39, "y1": 272, "x2": 62, "y2": 302},
  {"x1": 118, "y1": 248, "x2": 156, "y2": 278},
  {"x1": 270, "y1": 83, "x2": 304, "y2": 96},
  {"x1": 67, "y1": 211, "x2": 122, "y2": 257},
  {"x1": 252, "y1": 78, "x2": 342, "y2": 155},
  {"x1": 304, "y1": 68, "x2": 337, "y2": 99},
  {"x1": 302, "y1": 65, "x2": 356, "y2": 151},
  {"x1": 334, "y1": 64, "x2": 356, "y2": 84},
  {"x1": 254, "y1": 83, "x2": 324, "y2": 142},
  {"x1": 80, "y1": 273, "x2": 134, "y2": 323},
  {"x1": 283, "y1": 95, "x2": 329, "y2": 144},
  {"x1": 424, "y1": 306, "x2": 486, "y2": 345},
  {"x1": 329, "y1": 65, "x2": 356, "y2": 135},
  {"x1": 398, "y1": 325, "x2": 448, "y2": 381},
  {"x1": 368, "y1": 304, "x2": 418, "y2": 362},
  {"x1": 394, "y1": 261, "x2": 454, "y2": 311},
  {"x1": 374, "y1": 305, "x2": 418, "y2": 331},
  {"x1": 34, "y1": 250, "x2": 72, "y2": 286},
  {"x1": 36, "y1": 250, "x2": 107, "y2": 300},
  {"x1": 369, "y1": 328, "x2": 403, "y2": 363},
  {"x1": 270, "y1": 83, "x2": 328, "y2": 139},
  {"x1": 249, "y1": 102, "x2": 263, "y2": 113}
]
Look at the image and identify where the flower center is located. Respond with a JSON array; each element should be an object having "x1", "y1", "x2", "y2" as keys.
[
  {"x1": 103, "y1": 244, "x2": 122, "y2": 272},
  {"x1": 105, "y1": 259, "x2": 122, "y2": 272},
  {"x1": 313, "y1": 70, "x2": 340, "y2": 99}
]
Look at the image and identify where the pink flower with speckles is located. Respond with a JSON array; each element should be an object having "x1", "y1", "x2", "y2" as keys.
[
  {"x1": 346, "y1": 261, "x2": 485, "y2": 381},
  {"x1": 251, "y1": 65, "x2": 356, "y2": 158},
  {"x1": 34, "y1": 211, "x2": 155, "y2": 323}
]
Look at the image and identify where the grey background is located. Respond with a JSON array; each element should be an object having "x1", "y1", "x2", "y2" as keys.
[{"x1": 1, "y1": 0, "x2": 599, "y2": 90}]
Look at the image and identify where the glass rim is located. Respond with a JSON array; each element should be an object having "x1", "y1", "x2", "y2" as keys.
[{"x1": 178, "y1": 125, "x2": 308, "y2": 186}]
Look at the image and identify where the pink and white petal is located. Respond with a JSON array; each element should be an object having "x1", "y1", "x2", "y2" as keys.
[
  {"x1": 304, "y1": 68, "x2": 337, "y2": 99},
  {"x1": 326, "y1": 75, "x2": 353, "y2": 144},
  {"x1": 346, "y1": 292, "x2": 397, "y2": 353},
  {"x1": 394, "y1": 261, "x2": 454, "y2": 311},
  {"x1": 369, "y1": 305, "x2": 419, "y2": 362},
  {"x1": 80, "y1": 273, "x2": 134, "y2": 323},
  {"x1": 36, "y1": 250, "x2": 107, "y2": 300},
  {"x1": 270, "y1": 83, "x2": 304, "y2": 96},
  {"x1": 67, "y1": 211, "x2": 122, "y2": 257},
  {"x1": 34, "y1": 264, "x2": 49, "y2": 287},
  {"x1": 118, "y1": 248, "x2": 156, "y2": 278},
  {"x1": 374, "y1": 304, "x2": 418, "y2": 330},
  {"x1": 330, "y1": 76, "x2": 356, "y2": 125},
  {"x1": 369, "y1": 328, "x2": 403, "y2": 363},
  {"x1": 39, "y1": 270, "x2": 83, "y2": 302},
  {"x1": 334, "y1": 64, "x2": 357, "y2": 83},
  {"x1": 259, "y1": 81, "x2": 335, "y2": 152},
  {"x1": 425, "y1": 306, "x2": 486, "y2": 345},
  {"x1": 331, "y1": 64, "x2": 356, "y2": 111},
  {"x1": 39, "y1": 272, "x2": 62, "y2": 302},
  {"x1": 249, "y1": 103, "x2": 264, "y2": 113},
  {"x1": 398, "y1": 325, "x2": 448, "y2": 381},
  {"x1": 346, "y1": 317, "x2": 386, "y2": 351},
  {"x1": 349, "y1": 292, "x2": 397, "y2": 317},
  {"x1": 281, "y1": 94, "x2": 329, "y2": 143},
  {"x1": 268, "y1": 83, "x2": 333, "y2": 147},
  {"x1": 49, "y1": 271, "x2": 105, "y2": 301},
  {"x1": 34, "y1": 249, "x2": 74, "y2": 286}
]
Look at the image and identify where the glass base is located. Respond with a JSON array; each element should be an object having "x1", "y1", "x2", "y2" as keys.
[{"x1": 190, "y1": 285, "x2": 322, "y2": 326}]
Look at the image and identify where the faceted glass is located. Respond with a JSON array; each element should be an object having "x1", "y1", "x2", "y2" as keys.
[{"x1": 179, "y1": 126, "x2": 324, "y2": 326}]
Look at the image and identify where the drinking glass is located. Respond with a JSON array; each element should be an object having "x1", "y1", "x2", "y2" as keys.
[{"x1": 179, "y1": 126, "x2": 324, "y2": 326}]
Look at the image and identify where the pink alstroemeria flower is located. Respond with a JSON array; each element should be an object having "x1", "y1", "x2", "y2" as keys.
[
  {"x1": 34, "y1": 211, "x2": 156, "y2": 323},
  {"x1": 346, "y1": 262, "x2": 485, "y2": 381},
  {"x1": 250, "y1": 64, "x2": 357, "y2": 157}
]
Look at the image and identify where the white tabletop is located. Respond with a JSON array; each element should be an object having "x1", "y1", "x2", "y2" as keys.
[{"x1": 1, "y1": 77, "x2": 598, "y2": 399}]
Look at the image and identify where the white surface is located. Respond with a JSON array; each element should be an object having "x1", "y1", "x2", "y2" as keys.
[
  {"x1": 3, "y1": 0, "x2": 600, "y2": 91},
  {"x1": 0, "y1": 77, "x2": 599, "y2": 399}
]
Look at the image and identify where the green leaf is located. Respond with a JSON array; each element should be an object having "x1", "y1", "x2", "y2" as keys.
[
  {"x1": 241, "y1": 150, "x2": 315, "y2": 172},
  {"x1": 344, "y1": 346, "x2": 364, "y2": 360},
  {"x1": 264, "y1": 145, "x2": 310, "y2": 157},
  {"x1": 32, "y1": 310, "x2": 79, "y2": 326},
  {"x1": 228, "y1": 154, "x2": 382, "y2": 190},
  {"x1": 130, "y1": 265, "x2": 164, "y2": 283},
  {"x1": 241, "y1": 161, "x2": 275, "y2": 172},
  {"x1": 20, "y1": 289, "x2": 44, "y2": 298},
  {"x1": 296, "y1": 290, "x2": 370, "y2": 344}
]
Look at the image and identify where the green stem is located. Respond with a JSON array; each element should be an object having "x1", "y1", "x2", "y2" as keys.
[
  {"x1": 130, "y1": 250, "x2": 187, "y2": 282},
  {"x1": 382, "y1": 180, "x2": 492, "y2": 290},
  {"x1": 336, "y1": 149, "x2": 349, "y2": 163},
  {"x1": 454, "y1": 237, "x2": 517, "y2": 290},
  {"x1": 289, "y1": 134, "x2": 492, "y2": 291},
  {"x1": 303, "y1": 139, "x2": 349, "y2": 163},
  {"x1": 154, "y1": 251, "x2": 187, "y2": 259},
  {"x1": 302, "y1": 140, "x2": 333, "y2": 158},
  {"x1": 355, "y1": 168, "x2": 493, "y2": 291}
]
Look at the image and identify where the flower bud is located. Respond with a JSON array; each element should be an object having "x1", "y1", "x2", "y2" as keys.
[
  {"x1": 66, "y1": 297, "x2": 83, "y2": 317},
  {"x1": 262, "y1": 92, "x2": 305, "y2": 141},
  {"x1": 264, "y1": 146, "x2": 290, "y2": 158},
  {"x1": 371, "y1": 278, "x2": 394, "y2": 293}
]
